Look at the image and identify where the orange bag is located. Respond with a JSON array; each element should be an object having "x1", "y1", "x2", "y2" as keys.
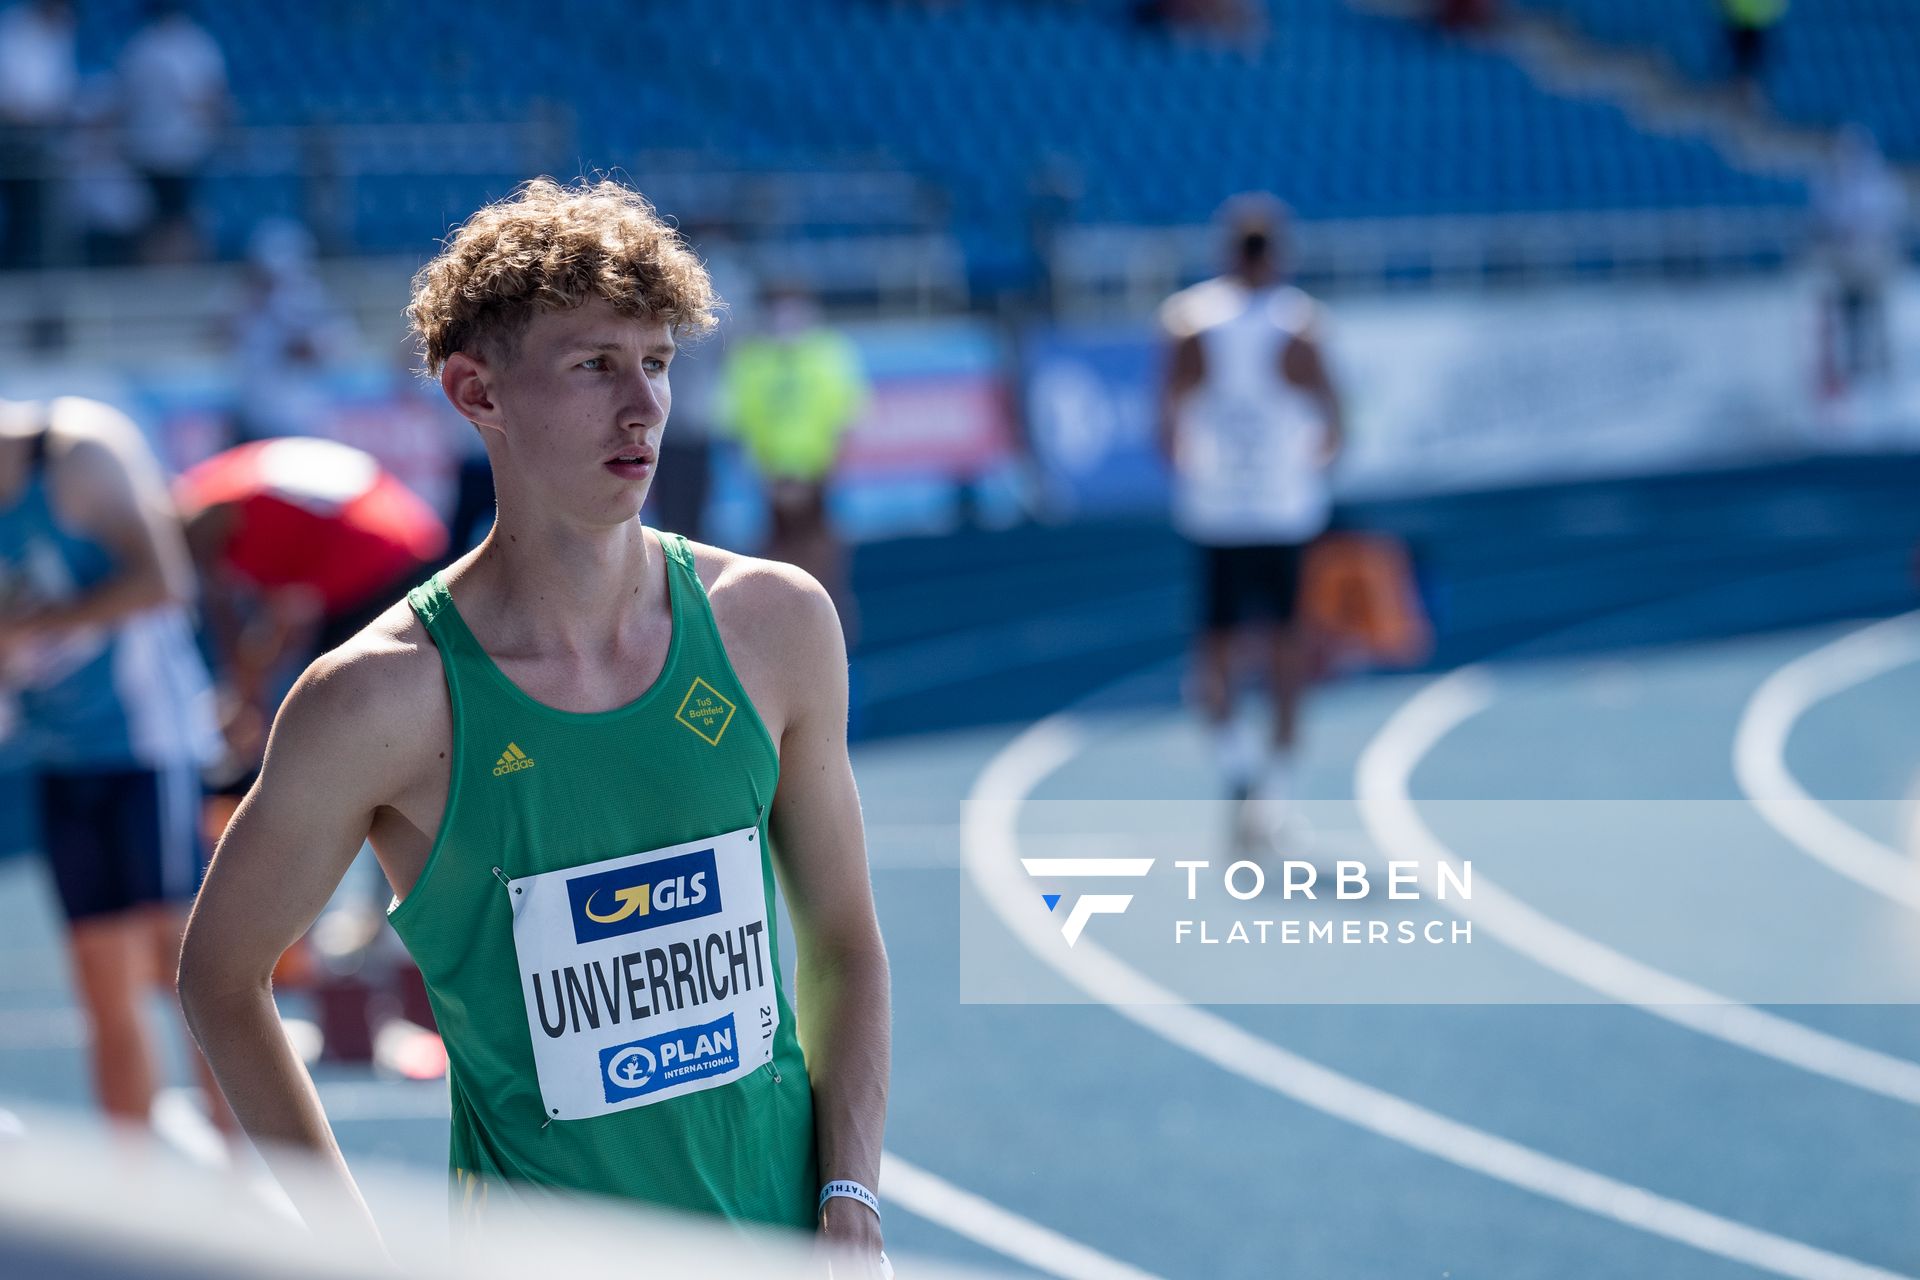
[{"x1": 1299, "y1": 532, "x2": 1432, "y2": 667}]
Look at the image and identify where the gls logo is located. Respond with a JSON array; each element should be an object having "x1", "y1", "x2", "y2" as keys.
[
  {"x1": 584, "y1": 875, "x2": 706, "y2": 924},
  {"x1": 566, "y1": 848, "x2": 722, "y2": 945},
  {"x1": 1022, "y1": 857, "x2": 1154, "y2": 946}
]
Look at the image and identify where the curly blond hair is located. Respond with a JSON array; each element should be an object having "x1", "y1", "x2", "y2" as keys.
[{"x1": 406, "y1": 177, "x2": 717, "y2": 374}]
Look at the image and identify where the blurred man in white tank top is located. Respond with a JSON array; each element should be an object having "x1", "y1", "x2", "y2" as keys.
[{"x1": 1157, "y1": 196, "x2": 1343, "y2": 849}]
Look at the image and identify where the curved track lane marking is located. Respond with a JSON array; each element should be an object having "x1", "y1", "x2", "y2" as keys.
[
  {"x1": 1733, "y1": 611, "x2": 1920, "y2": 912},
  {"x1": 1357, "y1": 668, "x2": 1920, "y2": 1106},
  {"x1": 965, "y1": 709, "x2": 1910, "y2": 1280},
  {"x1": 883, "y1": 1153, "x2": 1165, "y2": 1280}
]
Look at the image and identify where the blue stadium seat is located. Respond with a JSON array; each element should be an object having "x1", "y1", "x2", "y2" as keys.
[
  {"x1": 1517, "y1": 0, "x2": 1918, "y2": 157},
  {"x1": 72, "y1": 0, "x2": 1811, "y2": 270}
]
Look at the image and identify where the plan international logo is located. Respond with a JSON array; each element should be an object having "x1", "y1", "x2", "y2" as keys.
[{"x1": 599, "y1": 1013, "x2": 740, "y2": 1104}]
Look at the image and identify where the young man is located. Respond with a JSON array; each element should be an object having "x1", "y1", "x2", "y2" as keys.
[
  {"x1": 179, "y1": 179, "x2": 892, "y2": 1271},
  {"x1": 0, "y1": 394, "x2": 229, "y2": 1133},
  {"x1": 1157, "y1": 195, "x2": 1344, "y2": 850}
]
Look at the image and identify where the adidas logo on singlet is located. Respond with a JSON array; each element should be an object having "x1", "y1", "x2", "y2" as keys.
[{"x1": 492, "y1": 742, "x2": 535, "y2": 776}]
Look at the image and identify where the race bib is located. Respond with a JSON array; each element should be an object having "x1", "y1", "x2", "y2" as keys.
[{"x1": 506, "y1": 826, "x2": 778, "y2": 1122}]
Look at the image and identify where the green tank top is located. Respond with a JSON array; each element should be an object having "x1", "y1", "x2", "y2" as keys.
[{"x1": 388, "y1": 531, "x2": 817, "y2": 1229}]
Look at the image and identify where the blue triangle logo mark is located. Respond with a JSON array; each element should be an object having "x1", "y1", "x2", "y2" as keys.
[{"x1": 1042, "y1": 894, "x2": 1061, "y2": 912}]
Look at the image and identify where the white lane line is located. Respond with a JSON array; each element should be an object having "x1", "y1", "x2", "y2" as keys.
[
  {"x1": 883, "y1": 1153, "x2": 1164, "y2": 1280},
  {"x1": 964, "y1": 716, "x2": 1911, "y2": 1280},
  {"x1": 1733, "y1": 612, "x2": 1920, "y2": 912},
  {"x1": 296, "y1": 1082, "x2": 1154, "y2": 1280},
  {"x1": 1358, "y1": 668, "x2": 1920, "y2": 1108}
]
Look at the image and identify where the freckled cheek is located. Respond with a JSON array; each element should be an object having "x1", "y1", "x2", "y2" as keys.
[{"x1": 520, "y1": 383, "x2": 598, "y2": 432}]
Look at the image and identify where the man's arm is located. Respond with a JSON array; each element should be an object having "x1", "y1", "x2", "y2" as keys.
[
  {"x1": 178, "y1": 648, "x2": 405, "y2": 1242},
  {"x1": 1156, "y1": 331, "x2": 1204, "y2": 463},
  {"x1": 2, "y1": 408, "x2": 193, "y2": 647},
  {"x1": 1282, "y1": 327, "x2": 1345, "y2": 464},
  {"x1": 760, "y1": 570, "x2": 891, "y2": 1264}
]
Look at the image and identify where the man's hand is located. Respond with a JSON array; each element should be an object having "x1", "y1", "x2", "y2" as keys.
[{"x1": 819, "y1": 1199, "x2": 887, "y2": 1278}]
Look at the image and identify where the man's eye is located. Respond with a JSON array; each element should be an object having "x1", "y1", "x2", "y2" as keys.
[
  {"x1": 580, "y1": 356, "x2": 608, "y2": 371},
  {"x1": 644, "y1": 358, "x2": 667, "y2": 373}
]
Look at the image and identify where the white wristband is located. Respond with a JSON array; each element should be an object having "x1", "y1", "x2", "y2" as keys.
[{"x1": 819, "y1": 1179, "x2": 880, "y2": 1220}]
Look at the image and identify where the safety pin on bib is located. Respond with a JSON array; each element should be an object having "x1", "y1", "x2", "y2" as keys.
[{"x1": 492, "y1": 865, "x2": 530, "y2": 918}]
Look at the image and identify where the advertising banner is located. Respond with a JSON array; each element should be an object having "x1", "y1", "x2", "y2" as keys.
[{"x1": 1022, "y1": 276, "x2": 1920, "y2": 515}]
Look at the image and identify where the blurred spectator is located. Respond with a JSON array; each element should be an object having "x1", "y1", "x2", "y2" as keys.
[
  {"x1": 1433, "y1": 0, "x2": 1498, "y2": 30},
  {"x1": 116, "y1": 1, "x2": 228, "y2": 263},
  {"x1": 723, "y1": 284, "x2": 867, "y2": 624},
  {"x1": 62, "y1": 83, "x2": 152, "y2": 268},
  {"x1": 1027, "y1": 153, "x2": 1083, "y2": 315},
  {"x1": 0, "y1": 0, "x2": 76, "y2": 268},
  {"x1": 0, "y1": 395, "x2": 230, "y2": 1136},
  {"x1": 1812, "y1": 126, "x2": 1907, "y2": 390},
  {"x1": 1720, "y1": 0, "x2": 1786, "y2": 101},
  {"x1": 1131, "y1": 0, "x2": 1261, "y2": 40},
  {"x1": 652, "y1": 225, "x2": 755, "y2": 542},
  {"x1": 224, "y1": 219, "x2": 353, "y2": 442},
  {"x1": 174, "y1": 436, "x2": 446, "y2": 813}
]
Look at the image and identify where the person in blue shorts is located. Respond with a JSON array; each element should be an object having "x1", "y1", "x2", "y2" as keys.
[{"x1": 0, "y1": 395, "x2": 229, "y2": 1133}]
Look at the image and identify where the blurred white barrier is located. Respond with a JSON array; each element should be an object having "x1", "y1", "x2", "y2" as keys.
[{"x1": 0, "y1": 1104, "x2": 991, "y2": 1280}]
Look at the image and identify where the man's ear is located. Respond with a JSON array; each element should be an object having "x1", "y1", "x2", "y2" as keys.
[{"x1": 442, "y1": 351, "x2": 503, "y2": 432}]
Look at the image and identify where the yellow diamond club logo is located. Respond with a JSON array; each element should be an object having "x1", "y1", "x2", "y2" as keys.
[{"x1": 674, "y1": 677, "x2": 736, "y2": 746}]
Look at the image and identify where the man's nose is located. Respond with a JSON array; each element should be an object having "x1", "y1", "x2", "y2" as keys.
[{"x1": 622, "y1": 370, "x2": 667, "y2": 428}]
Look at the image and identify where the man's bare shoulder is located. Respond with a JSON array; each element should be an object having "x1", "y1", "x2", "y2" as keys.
[
  {"x1": 46, "y1": 396, "x2": 145, "y2": 453},
  {"x1": 43, "y1": 398, "x2": 166, "y2": 500},
  {"x1": 1160, "y1": 276, "x2": 1238, "y2": 339},
  {"x1": 688, "y1": 540, "x2": 838, "y2": 643},
  {"x1": 682, "y1": 540, "x2": 844, "y2": 725}
]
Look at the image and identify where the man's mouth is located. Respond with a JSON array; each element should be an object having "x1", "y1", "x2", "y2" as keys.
[{"x1": 604, "y1": 446, "x2": 656, "y2": 477}]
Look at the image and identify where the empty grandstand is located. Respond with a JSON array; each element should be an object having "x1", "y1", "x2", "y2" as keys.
[
  {"x1": 47, "y1": 0, "x2": 1841, "y2": 298},
  {"x1": 1513, "y1": 0, "x2": 1920, "y2": 157}
]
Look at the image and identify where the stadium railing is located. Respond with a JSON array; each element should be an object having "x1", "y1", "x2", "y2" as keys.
[{"x1": 1046, "y1": 205, "x2": 1870, "y2": 314}]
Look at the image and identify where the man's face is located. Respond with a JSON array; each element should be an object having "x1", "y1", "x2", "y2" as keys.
[{"x1": 483, "y1": 296, "x2": 675, "y2": 525}]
